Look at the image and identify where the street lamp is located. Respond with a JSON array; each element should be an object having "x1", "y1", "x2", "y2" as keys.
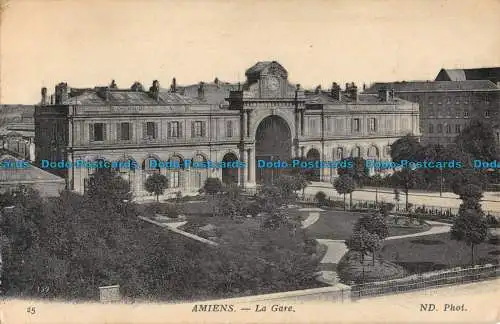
[{"x1": 439, "y1": 167, "x2": 443, "y2": 197}]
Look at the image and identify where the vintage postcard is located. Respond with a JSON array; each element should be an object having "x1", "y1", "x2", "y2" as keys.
[{"x1": 0, "y1": 0, "x2": 499, "y2": 323}]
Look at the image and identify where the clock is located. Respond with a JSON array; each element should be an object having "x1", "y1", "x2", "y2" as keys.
[{"x1": 267, "y1": 77, "x2": 280, "y2": 91}]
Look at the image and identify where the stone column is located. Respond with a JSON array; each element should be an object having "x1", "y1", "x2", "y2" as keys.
[
  {"x1": 239, "y1": 149, "x2": 248, "y2": 187},
  {"x1": 242, "y1": 111, "x2": 248, "y2": 139},
  {"x1": 246, "y1": 110, "x2": 251, "y2": 138},
  {"x1": 300, "y1": 110, "x2": 305, "y2": 136},
  {"x1": 301, "y1": 146, "x2": 305, "y2": 157},
  {"x1": 248, "y1": 148, "x2": 256, "y2": 185}
]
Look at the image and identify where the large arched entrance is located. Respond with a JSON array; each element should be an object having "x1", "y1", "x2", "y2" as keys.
[
  {"x1": 255, "y1": 115, "x2": 292, "y2": 185},
  {"x1": 222, "y1": 152, "x2": 239, "y2": 185},
  {"x1": 306, "y1": 148, "x2": 321, "y2": 182}
]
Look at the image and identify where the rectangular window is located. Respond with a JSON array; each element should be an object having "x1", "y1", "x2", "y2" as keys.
[
  {"x1": 428, "y1": 96, "x2": 434, "y2": 105},
  {"x1": 170, "y1": 172, "x2": 180, "y2": 188},
  {"x1": 437, "y1": 124, "x2": 443, "y2": 133},
  {"x1": 428, "y1": 124, "x2": 434, "y2": 133},
  {"x1": 90, "y1": 123, "x2": 106, "y2": 142},
  {"x1": 464, "y1": 111, "x2": 469, "y2": 118},
  {"x1": 352, "y1": 118, "x2": 360, "y2": 132},
  {"x1": 455, "y1": 124, "x2": 461, "y2": 133},
  {"x1": 118, "y1": 122, "x2": 132, "y2": 141},
  {"x1": 168, "y1": 121, "x2": 180, "y2": 138},
  {"x1": 485, "y1": 111, "x2": 490, "y2": 118},
  {"x1": 368, "y1": 118, "x2": 377, "y2": 132},
  {"x1": 446, "y1": 124, "x2": 452, "y2": 133},
  {"x1": 192, "y1": 121, "x2": 205, "y2": 137},
  {"x1": 226, "y1": 120, "x2": 233, "y2": 137},
  {"x1": 146, "y1": 122, "x2": 157, "y2": 139}
]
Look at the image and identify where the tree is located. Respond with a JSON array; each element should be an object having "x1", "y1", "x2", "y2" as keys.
[
  {"x1": 452, "y1": 183, "x2": 483, "y2": 201},
  {"x1": 390, "y1": 134, "x2": 423, "y2": 163},
  {"x1": 450, "y1": 208, "x2": 488, "y2": 265},
  {"x1": 391, "y1": 169, "x2": 416, "y2": 211},
  {"x1": 216, "y1": 186, "x2": 247, "y2": 219},
  {"x1": 315, "y1": 191, "x2": 327, "y2": 205},
  {"x1": 144, "y1": 173, "x2": 169, "y2": 202},
  {"x1": 202, "y1": 177, "x2": 223, "y2": 196},
  {"x1": 287, "y1": 156, "x2": 313, "y2": 190},
  {"x1": 345, "y1": 227, "x2": 381, "y2": 265},
  {"x1": 355, "y1": 213, "x2": 388, "y2": 264},
  {"x1": 455, "y1": 120, "x2": 499, "y2": 161},
  {"x1": 202, "y1": 177, "x2": 223, "y2": 217},
  {"x1": 337, "y1": 157, "x2": 369, "y2": 187},
  {"x1": 334, "y1": 175, "x2": 355, "y2": 210}
]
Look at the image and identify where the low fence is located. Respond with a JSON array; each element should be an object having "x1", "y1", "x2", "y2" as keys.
[
  {"x1": 293, "y1": 192, "x2": 500, "y2": 218},
  {"x1": 350, "y1": 264, "x2": 500, "y2": 300}
]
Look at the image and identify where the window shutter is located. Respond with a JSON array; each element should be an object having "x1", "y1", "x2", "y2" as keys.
[
  {"x1": 129, "y1": 123, "x2": 133, "y2": 140},
  {"x1": 154, "y1": 122, "x2": 159, "y2": 139},
  {"x1": 167, "y1": 122, "x2": 171, "y2": 138},
  {"x1": 116, "y1": 123, "x2": 121, "y2": 140},
  {"x1": 191, "y1": 122, "x2": 195, "y2": 138},
  {"x1": 202, "y1": 122, "x2": 207, "y2": 137},
  {"x1": 178, "y1": 122, "x2": 183, "y2": 138},
  {"x1": 103, "y1": 124, "x2": 107, "y2": 141},
  {"x1": 89, "y1": 124, "x2": 94, "y2": 142},
  {"x1": 142, "y1": 123, "x2": 147, "y2": 139}
]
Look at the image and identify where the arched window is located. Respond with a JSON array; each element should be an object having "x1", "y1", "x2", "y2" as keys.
[
  {"x1": 351, "y1": 146, "x2": 361, "y2": 158},
  {"x1": 367, "y1": 146, "x2": 379, "y2": 158},
  {"x1": 336, "y1": 147, "x2": 344, "y2": 160},
  {"x1": 168, "y1": 155, "x2": 183, "y2": 188},
  {"x1": 142, "y1": 156, "x2": 160, "y2": 174}
]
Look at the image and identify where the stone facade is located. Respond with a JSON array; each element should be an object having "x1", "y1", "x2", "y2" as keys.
[
  {"x1": 34, "y1": 61, "x2": 420, "y2": 199},
  {"x1": 365, "y1": 80, "x2": 500, "y2": 146}
]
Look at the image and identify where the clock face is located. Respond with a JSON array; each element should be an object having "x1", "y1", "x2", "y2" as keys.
[{"x1": 267, "y1": 77, "x2": 280, "y2": 91}]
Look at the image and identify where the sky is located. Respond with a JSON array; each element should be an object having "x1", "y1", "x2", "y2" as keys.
[{"x1": 1, "y1": 0, "x2": 499, "y2": 104}]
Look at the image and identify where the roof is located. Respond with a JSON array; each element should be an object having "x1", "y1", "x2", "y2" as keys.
[
  {"x1": 63, "y1": 88, "x2": 204, "y2": 105},
  {"x1": 304, "y1": 91, "x2": 410, "y2": 105},
  {"x1": 436, "y1": 67, "x2": 500, "y2": 83},
  {"x1": 0, "y1": 154, "x2": 65, "y2": 183},
  {"x1": 364, "y1": 80, "x2": 499, "y2": 93},
  {"x1": 176, "y1": 81, "x2": 238, "y2": 106},
  {"x1": 245, "y1": 61, "x2": 288, "y2": 79},
  {"x1": 246, "y1": 61, "x2": 274, "y2": 75}
]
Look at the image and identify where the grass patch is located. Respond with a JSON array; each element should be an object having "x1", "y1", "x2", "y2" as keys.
[
  {"x1": 381, "y1": 233, "x2": 500, "y2": 273},
  {"x1": 306, "y1": 211, "x2": 366, "y2": 240}
]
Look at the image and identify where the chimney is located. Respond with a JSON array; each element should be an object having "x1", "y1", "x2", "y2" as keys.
[
  {"x1": 197, "y1": 82, "x2": 205, "y2": 99},
  {"x1": 389, "y1": 89, "x2": 395, "y2": 100},
  {"x1": 363, "y1": 83, "x2": 366, "y2": 91},
  {"x1": 149, "y1": 80, "x2": 160, "y2": 101},
  {"x1": 378, "y1": 86, "x2": 389, "y2": 102},
  {"x1": 50, "y1": 95, "x2": 54, "y2": 105},
  {"x1": 315, "y1": 85, "x2": 322, "y2": 94},
  {"x1": 54, "y1": 82, "x2": 69, "y2": 104},
  {"x1": 214, "y1": 77, "x2": 219, "y2": 88},
  {"x1": 131, "y1": 81, "x2": 144, "y2": 92},
  {"x1": 41, "y1": 87, "x2": 47, "y2": 105},
  {"x1": 110, "y1": 80, "x2": 117, "y2": 89},
  {"x1": 349, "y1": 82, "x2": 358, "y2": 101},
  {"x1": 330, "y1": 82, "x2": 341, "y2": 100},
  {"x1": 170, "y1": 78, "x2": 177, "y2": 93}
]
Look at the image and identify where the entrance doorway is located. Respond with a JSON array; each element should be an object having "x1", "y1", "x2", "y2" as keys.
[{"x1": 255, "y1": 115, "x2": 292, "y2": 185}]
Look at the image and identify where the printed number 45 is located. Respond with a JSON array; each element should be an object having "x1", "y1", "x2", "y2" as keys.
[{"x1": 27, "y1": 306, "x2": 36, "y2": 314}]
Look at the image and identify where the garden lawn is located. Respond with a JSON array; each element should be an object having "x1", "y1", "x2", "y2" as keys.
[
  {"x1": 381, "y1": 233, "x2": 500, "y2": 274},
  {"x1": 305, "y1": 211, "x2": 365, "y2": 240}
]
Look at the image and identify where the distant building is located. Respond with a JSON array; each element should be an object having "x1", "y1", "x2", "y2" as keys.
[
  {"x1": 0, "y1": 112, "x2": 35, "y2": 161},
  {"x1": 35, "y1": 61, "x2": 420, "y2": 199},
  {"x1": 0, "y1": 153, "x2": 65, "y2": 197},
  {"x1": 364, "y1": 79, "x2": 500, "y2": 146},
  {"x1": 435, "y1": 67, "x2": 500, "y2": 85}
]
